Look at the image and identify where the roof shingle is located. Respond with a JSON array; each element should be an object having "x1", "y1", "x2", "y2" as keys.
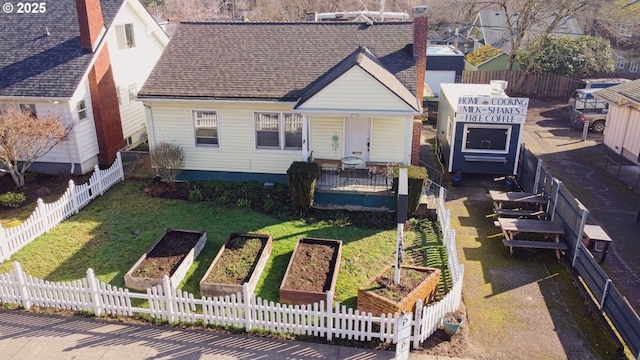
[
  {"x1": 0, "y1": 0, "x2": 123, "y2": 98},
  {"x1": 138, "y1": 21, "x2": 417, "y2": 102}
]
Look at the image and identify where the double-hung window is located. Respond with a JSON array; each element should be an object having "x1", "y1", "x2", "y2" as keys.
[
  {"x1": 77, "y1": 100, "x2": 87, "y2": 120},
  {"x1": 255, "y1": 112, "x2": 302, "y2": 150},
  {"x1": 193, "y1": 110, "x2": 219, "y2": 146}
]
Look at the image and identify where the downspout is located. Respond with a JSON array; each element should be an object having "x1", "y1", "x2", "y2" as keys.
[{"x1": 63, "y1": 102, "x2": 77, "y2": 175}]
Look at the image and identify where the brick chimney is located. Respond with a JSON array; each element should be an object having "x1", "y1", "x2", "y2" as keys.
[
  {"x1": 411, "y1": 6, "x2": 428, "y2": 166},
  {"x1": 413, "y1": 5, "x2": 428, "y2": 102},
  {"x1": 76, "y1": 0, "x2": 105, "y2": 52}
]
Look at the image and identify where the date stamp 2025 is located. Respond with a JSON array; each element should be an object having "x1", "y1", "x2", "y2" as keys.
[{"x1": 3, "y1": 2, "x2": 46, "y2": 14}]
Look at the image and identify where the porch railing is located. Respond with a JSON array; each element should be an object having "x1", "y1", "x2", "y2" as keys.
[{"x1": 315, "y1": 167, "x2": 392, "y2": 191}]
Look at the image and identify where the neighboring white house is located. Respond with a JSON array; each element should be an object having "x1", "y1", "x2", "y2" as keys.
[
  {"x1": 138, "y1": 7, "x2": 429, "y2": 184},
  {"x1": 0, "y1": 0, "x2": 168, "y2": 175}
]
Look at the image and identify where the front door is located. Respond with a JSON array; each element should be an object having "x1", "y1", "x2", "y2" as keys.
[{"x1": 344, "y1": 116, "x2": 371, "y2": 169}]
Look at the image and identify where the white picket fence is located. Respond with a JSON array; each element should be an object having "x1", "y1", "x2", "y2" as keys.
[
  {"x1": 0, "y1": 153, "x2": 125, "y2": 262},
  {"x1": 0, "y1": 175, "x2": 464, "y2": 347}
]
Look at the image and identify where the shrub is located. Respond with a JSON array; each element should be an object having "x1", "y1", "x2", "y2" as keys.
[
  {"x1": 287, "y1": 161, "x2": 318, "y2": 214},
  {"x1": 150, "y1": 141, "x2": 185, "y2": 183},
  {"x1": 0, "y1": 191, "x2": 26, "y2": 208},
  {"x1": 392, "y1": 165, "x2": 428, "y2": 216}
]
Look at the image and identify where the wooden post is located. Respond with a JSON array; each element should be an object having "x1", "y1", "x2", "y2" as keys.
[{"x1": 395, "y1": 168, "x2": 408, "y2": 284}]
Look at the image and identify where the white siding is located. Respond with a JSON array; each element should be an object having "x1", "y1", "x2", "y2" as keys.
[
  {"x1": 297, "y1": 67, "x2": 415, "y2": 112},
  {"x1": 309, "y1": 115, "x2": 344, "y2": 159},
  {"x1": 370, "y1": 117, "x2": 407, "y2": 163},
  {"x1": 107, "y1": 0, "x2": 168, "y2": 144},
  {"x1": 604, "y1": 106, "x2": 640, "y2": 162},
  {"x1": 425, "y1": 70, "x2": 456, "y2": 97},
  {"x1": 148, "y1": 101, "x2": 303, "y2": 174}
]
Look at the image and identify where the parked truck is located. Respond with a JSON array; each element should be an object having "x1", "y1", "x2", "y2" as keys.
[{"x1": 569, "y1": 89, "x2": 609, "y2": 134}]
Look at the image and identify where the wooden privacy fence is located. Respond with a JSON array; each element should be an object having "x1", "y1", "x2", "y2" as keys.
[
  {"x1": 0, "y1": 189, "x2": 464, "y2": 348},
  {"x1": 518, "y1": 145, "x2": 640, "y2": 359},
  {"x1": 0, "y1": 153, "x2": 125, "y2": 263},
  {"x1": 462, "y1": 70, "x2": 640, "y2": 99}
]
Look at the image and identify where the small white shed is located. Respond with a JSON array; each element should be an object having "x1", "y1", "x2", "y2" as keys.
[{"x1": 594, "y1": 80, "x2": 640, "y2": 165}]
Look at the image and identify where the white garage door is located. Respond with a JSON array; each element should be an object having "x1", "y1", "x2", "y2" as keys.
[{"x1": 425, "y1": 70, "x2": 456, "y2": 97}]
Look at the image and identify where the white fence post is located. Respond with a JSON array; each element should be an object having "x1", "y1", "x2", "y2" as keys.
[
  {"x1": 36, "y1": 199, "x2": 49, "y2": 233},
  {"x1": 93, "y1": 165, "x2": 104, "y2": 196},
  {"x1": 87, "y1": 268, "x2": 102, "y2": 316},
  {"x1": 243, "y1": 282, "x2": 252, "y2": 331},
  {"x1": 116, "y1": 152, "x2": 125, "y2": 181},
  {"x1": 163, "y1": 276, "x2": 175, "y2": 324},
  {"x1": 326, "y1": 290, "x2": 333, "y2": 341},
  {"x1": 13, "y1": 262, "x2": 31, "y2": 310},
  {"x1": 68, "y1": 180, "x2": 79, "y2": 214},
  {"x1": 0, "y1": 226, "x2": 9, "y2": 262},
  {"x1": 412, "y1": 298, "x2": 424, "y2": 349}
]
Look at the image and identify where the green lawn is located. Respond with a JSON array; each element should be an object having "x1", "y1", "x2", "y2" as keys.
[{"x1": 0, "y1": 180, "x2": 449, "y2": 309}]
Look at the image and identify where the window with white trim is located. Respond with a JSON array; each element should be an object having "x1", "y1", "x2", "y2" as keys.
[
  {"x1": 19, "y1": 104, "x2": 36, "y2": 118},
  {"x1": 461, "y1": 124, "x2": 511, "y2": 154},
  {"x1": 616, "y1": 57, "x2": 626, "y2": 70},
  {"x1": 193, "y1": 110, "x2": 219, "y2": 146},
  {"x1": 116, "y1": 23, "x2": 136, "y2": 49},
  {"x1": 255, "y1": 112, "x2": 302, "y2": 150},
  {"x1": 128, "y1": 83, "x2": 137, "y2": 101},
  {"x1": 77, "y1": 100, "x2": 87, "y2": 120},
  {"x1": 619, "y1": 23, "x2": 633, "y2": 37},
  {"x1": 629, "y1": 61, "x2": 638, "y2": 73}
]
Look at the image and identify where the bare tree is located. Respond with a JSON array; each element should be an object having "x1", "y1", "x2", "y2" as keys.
[{"x1": 0, "y1": 105, "x2": 73, "y2": 188}]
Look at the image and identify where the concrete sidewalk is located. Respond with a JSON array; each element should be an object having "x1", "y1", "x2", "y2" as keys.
[{"x1": 0, "y1": 310, "x2": 467, "y2": 360}]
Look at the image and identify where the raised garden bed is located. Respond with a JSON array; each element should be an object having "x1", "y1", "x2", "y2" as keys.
[
  {"x1": 357, "y1": 264, "x2": 440, "y2": 316},
  {"x1": 279, "y1": 237, "x2": 342, "y2": 306},
  {"x1": 199, "y1": 232, "x2": 273, "y2": 298},
  {"x1": 124, "y1": 228, "x2": 207, "y2": 291}
]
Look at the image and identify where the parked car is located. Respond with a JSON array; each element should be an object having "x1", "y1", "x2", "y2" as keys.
[
  {"x1": 568, "y1": 78, "x2": 631, "y2": 109},
  {"x1": 569, "y1": 107, "x2": 607, "y2": 134}
]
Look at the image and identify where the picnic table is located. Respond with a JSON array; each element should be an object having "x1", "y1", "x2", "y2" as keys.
[
  {"x1": 497, "y1": 217, "x2": 567, "y2": 259},
  {"x1": 582, "y1": 224, "x2": 613, "y2": 264},
  {"x1": 489, "y1": 190, "x2": 548, "y2": 219}
]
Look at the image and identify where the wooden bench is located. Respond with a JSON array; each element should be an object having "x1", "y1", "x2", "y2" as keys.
[
  {"x1": 494, "y1": 209, "x2": 546, "y2": 219},
  {"x1": 502, "y1": 239, "x2": 567, "y2": 259}
]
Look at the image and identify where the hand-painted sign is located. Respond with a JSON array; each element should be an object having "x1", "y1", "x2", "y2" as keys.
[{"x1": 456, "y1": 96, "x2": 529, "y2": 124}]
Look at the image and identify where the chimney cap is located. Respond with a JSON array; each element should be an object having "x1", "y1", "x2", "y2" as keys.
[{"x1": 413, "y1": 5, "x2": 429, "y2": 17}]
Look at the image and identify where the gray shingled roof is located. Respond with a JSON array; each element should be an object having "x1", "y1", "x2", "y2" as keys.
[
  {"x1": 138, "y1": 22, "x2": 417, "y2": 102},
  {"x1": 0, "y1": 0, "x2": 124, "y2": 98},
  {"x1": 475, "y1": 10, "x2": 583, "y2": 53},
  {"x1": 594, "y1": 79, "x2": 640, "y2": 107},
  {"x1": 295, "y1": 46, "x2": 420, "y2": 111}
]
